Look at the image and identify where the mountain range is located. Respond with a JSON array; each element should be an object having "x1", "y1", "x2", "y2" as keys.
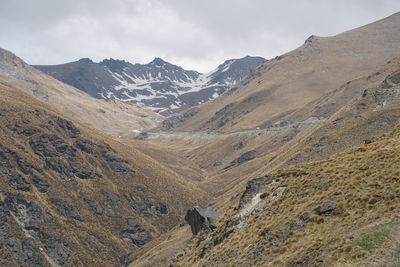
[
  {"x1": 1, "y1": 11, "x2": 400, "y2": 267},
  {"x1": 34, "y1": 56, "x2": 266, "y2": 115}
]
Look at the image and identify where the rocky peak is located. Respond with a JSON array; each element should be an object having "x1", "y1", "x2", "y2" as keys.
[
  {"x1": 0, "y1": 48, "x2": 27, "y2": 70},
  {"x1": 33, "y1": 55, "x2": 266, "y2": 115},
  {"x1": 149, "y1": 57, "x2": 168, "y2": 66},
  {"x1": 100, "y1": 58, "x2": 132, "y2": 72},
  {"x1": 304, "y1": 35, "x2": 317, "y2": 43},
  {"x1": 77, "y1": 58, "x2": 93, "y2": 64}
]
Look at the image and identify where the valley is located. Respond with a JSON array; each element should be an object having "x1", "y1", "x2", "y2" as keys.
[{"x1": 1, "y1": 8, "x2": 400, "y2": 267}]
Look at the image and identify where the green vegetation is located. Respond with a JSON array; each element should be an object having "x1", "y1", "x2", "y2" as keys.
[
  {"x1": 354, "y1": 223, "x2": 393, "y2": 252},
  {"x1": 353, "y1": 221, "x2": 400, "y2": 258}
]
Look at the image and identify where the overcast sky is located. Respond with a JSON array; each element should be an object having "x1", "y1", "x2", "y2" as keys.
[{"x1": 1, "y1": 0, "x2": 399, "y2": 72}]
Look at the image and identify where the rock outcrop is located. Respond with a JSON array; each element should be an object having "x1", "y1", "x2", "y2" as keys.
[{"x1": 184, "y1": 206, "x2": 218, "y2": 235}]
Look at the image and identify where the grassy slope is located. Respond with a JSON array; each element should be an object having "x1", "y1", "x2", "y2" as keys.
[
  {"x1": 170, "y1": 12, "x2": 400, "y2": 133},
  {"x1": 133, "y1": 66, "x2": 400, "y2": 267},
  {"x1": 0, "y1": 81, "x2": 209, "y2": 266},
  {"x1": 176, "y1": 119, "x2": 400, "y2": 267}
]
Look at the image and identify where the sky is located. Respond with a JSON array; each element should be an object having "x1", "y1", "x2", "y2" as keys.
[{"x1": 1, "y1": 0, "x2": 399, "y2": 72}]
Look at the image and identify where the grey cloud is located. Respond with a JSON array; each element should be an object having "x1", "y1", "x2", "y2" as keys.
[{"x1": 0, "y1": 0, "x2": 399, "y2": 72}]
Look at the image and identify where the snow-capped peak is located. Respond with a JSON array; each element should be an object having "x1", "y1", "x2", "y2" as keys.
[{"x1": 34, "y1": 55, "x2": 267, "y2": 115}]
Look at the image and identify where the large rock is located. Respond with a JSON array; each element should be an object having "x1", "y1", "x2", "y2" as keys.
[
  {"x1": 121, "y1": 218, "x2": 152, "y2": 247},
  {"x1": 224, "y1": 150, "x2": 257, "y2": 170},
  {"x1": 314, "y1": 203, "x2": 337, "y2": 215},
  {"x1": 232, "y1": 150, "x2": 256, "y2": 164},
  {"x1": 184, "y1": 206, "x2": 218, "y2": 235}
]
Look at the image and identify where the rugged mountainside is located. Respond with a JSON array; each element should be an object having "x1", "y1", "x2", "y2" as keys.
[
  {"x1": 0, "y1": 81, "x2": 209, "y2": 266},
  {"x1": 0, "y1": 48, "x2": 161, "y2": 141},
  {"x1": 134, "y1": 57, "x2": 400, "y2": 198},
  {"x1": 127, "y1": 13, "x2": 400, "y2": 266},
  {"x1": 131, "y1": 65, "x2": 400, "y2": 267},
  {"x1": 164, "y1": 12, "x2": 400, "y2": 132},
  {"x1": 33, "y1": 56, "x2": 266, "y2": 115},
  {"x1": 2, "y1": 11, "x2": 400, "y2": 267},
  {"x1": 174, "y1": 71, "x2": 400, "y2": 266}
]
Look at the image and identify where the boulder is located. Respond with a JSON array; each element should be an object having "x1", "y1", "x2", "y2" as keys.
[
  {"x1": 314, "y1": 203, "x2": 337, "y2": 215},
  {"x1": 233, "y1": 150, "x2": 256, "y2": 164},
  {"x1": 184, "y1": 206, "x2": 218, "y2": 235},
  {"x1": 53, "y1": 116, "x2": 80, "y2": 137},
  {"x1": 121, "y1": 219, "x2": 152, "y2": 247},
  {"x1": 364, "y1": 138, "x2": 375, "y2": 144},
  {"x1": 134, "y1": 132, "x2": 149, "y2": 140},
  {"x1": 233, "y1": 141, "x2": 246, "y2": 151},
  {"x1": 50, "y1": 198, "x2": 83, "y2": 221}
]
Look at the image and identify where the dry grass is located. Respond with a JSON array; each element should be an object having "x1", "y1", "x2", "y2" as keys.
[
  {"x1": 169, "y1": 12, "x2": 400, "y2": 133},
  {"x1": 175, "y1": 122, "x2": 400, "y2": 266},
  {"x1": 0, "y1": 81, "x2": 210, "y2": 266}
]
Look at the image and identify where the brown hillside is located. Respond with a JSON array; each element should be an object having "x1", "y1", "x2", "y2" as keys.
[
  {"x1": 167, "y1": 12, "x2": 400, "y2": 133},
  {"x1": 0, "y1": 81, "x2": 208, "y2": 266},
  {"x1": 175, "y1": 102, "x2": 400, "y2": 267}
]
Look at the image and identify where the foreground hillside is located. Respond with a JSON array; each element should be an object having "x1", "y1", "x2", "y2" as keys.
[
  {"x1": 175, "y1": 108, "x2": 400, "y2": 266},
  {"x1": 125, "y1": 68, "x2": 400, "y2": 266},
  {"x1": 0, "y1": 82, "x2": 208, "y2": 266}
]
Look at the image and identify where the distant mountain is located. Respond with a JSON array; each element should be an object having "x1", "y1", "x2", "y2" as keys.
[
  {"x1": 0, "y1": 48, "x2": 161, "y2": 141},
  {"x1": 33, "y1": 56, "x2": 266, "y2": 115}
]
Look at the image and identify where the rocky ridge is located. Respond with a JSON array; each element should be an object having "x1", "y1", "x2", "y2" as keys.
[{"x1": 33, "y1": 56, "x2": 266, "y2": 115}]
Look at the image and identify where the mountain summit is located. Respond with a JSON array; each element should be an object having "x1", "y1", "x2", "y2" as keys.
[{"x1": 34, "y1": 56, "x2": 266, "y2": 115}]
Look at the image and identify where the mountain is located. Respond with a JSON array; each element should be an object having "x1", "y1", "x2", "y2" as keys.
[
  {"x1": 164, "y1": 12, "x2": 400, "y2": 132},
  {"x1": 142, "y1": 12, "x2": 400, "y2": 199},
  {"x1": 0, "y1": 63, "x2": 210, "y2": 266},
  {"x1": 0, "y1": 48, "x2": 161, "y2": 141},
  {"x1": 132, "y1": 64, "x2": 400, "y2": 267},
  {"x1": 2, "y1": 10, "x2": 400, "y2": 267},
  {"x1": 33, "y1": 56, "x2": 266, "y2": 115},
  {"x1": 171, "y1": 68, "x2": 400, "y2": 266},
  {"x1": 126, "y1": 13, "x2": 400, "y2": 265}
]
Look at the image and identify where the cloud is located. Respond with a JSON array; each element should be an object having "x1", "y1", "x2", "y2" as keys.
[{"x1": 0, "y1": 0, "x2": 399, "y2": 72}]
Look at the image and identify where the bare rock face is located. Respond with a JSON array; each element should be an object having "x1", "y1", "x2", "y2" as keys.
[{"x1": 184, "y1": 207, "x2": 218, "y2": 235}]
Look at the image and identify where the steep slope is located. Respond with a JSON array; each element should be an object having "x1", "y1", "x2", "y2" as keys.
[
  {"x1": 138, "y1": 59, "x2": 400, "y2": 200},
  {"x1": 127, "y1": 65, "x2": 400, "y2": 266},
  {"x1": 166, "y1": 12, "x2": 400, "y2": 133},
  {"x1": 175, "y1": 110, "x2": 400, "y2": 267},
  {"x1": 0, "y1": 48, "x2": 161, "y2": 141},
  {"x1": 262, "y1": 64, "x2": 400, "y2": 172},
  {"x1": 0, "y1": 81, "x2": 209, "y2": 266},
  {"x1": 33, "y1": 56, "x2": 266, "y2": 115}
]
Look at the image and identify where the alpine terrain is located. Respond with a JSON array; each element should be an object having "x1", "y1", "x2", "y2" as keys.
[
  {"x1": 34, "y1": 56, "x2": 266, "y2": 115},
  {"x1": 1, "y1": 6, "x2": 400, "y2": 267}
]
